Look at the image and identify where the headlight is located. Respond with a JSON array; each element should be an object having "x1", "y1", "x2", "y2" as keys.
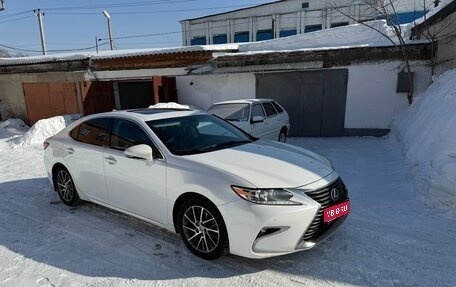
[{"x1": 231, "y1": 186, "x2": 301, "y2": 205}]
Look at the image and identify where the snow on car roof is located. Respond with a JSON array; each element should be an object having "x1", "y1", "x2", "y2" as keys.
[{"x1": 103, "y1": 108, "x2": 203, "y2": 122}]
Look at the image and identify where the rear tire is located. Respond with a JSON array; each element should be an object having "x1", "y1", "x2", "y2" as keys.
[
  {"x1": 177, "y1": 198, "x2": 228, "y2": 260},
  {"x1": 54, "y1": 166, "x2": 80, "y2": 206},
  {"x1": 278, "y1": 128, "x2": 287, "y2": 143}
]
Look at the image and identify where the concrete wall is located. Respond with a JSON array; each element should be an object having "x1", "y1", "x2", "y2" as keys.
[
  {"x1": 177, "y1": 60, "x2": 431, "y2": 130},
  {"x1": 181, "y1": 0, "x2": 422, "y2": 45},
  {"x1": 344, "y1": 61, "x2": 431, "y2": 129},
  {"x1": 176, "y1": 73, "x2": 256, "y2": 110},
  {"x1": 0, "y1": 71, "x2": 85, "y2": 121}
]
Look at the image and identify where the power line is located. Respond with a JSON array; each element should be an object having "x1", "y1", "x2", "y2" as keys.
[
  {"x1": 41, "y1": 0, "x2": 198, "y2": 11},
  {"x1": 44, "y1": 4, "x2": 269, "y2": 15},
  {"x1": 0, "y1": 42, "x2": 110, "y2": 54},
  {"x1": 0, "y1": 10, "x2": 33, "y2": 19},
  {"x1": 0, "y1": 15, "x2": 34, "y2": 24}
]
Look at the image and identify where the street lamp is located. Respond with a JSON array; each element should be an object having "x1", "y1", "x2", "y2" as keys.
[{"x1": 102, "y1": 10, "x2": 114, "y2": 50}]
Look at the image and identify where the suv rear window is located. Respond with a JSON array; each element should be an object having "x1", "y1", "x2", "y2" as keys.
[{"x1": 271, "y1": 101, "x2": 284, "y2": 113}]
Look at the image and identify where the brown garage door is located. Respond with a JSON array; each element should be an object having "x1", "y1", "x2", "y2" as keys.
[
  {"x1": 80, "y1": 81, "x2": 115, "y2": 115},
  {"x1": 23, "y1": 83, "x2": 80, "y2": 125}
]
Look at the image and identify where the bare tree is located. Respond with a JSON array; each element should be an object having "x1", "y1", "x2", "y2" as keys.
[
  {"x1": 412, "y1": 1, "x2": 456, "y2": 75},
  {"x1": 326, "y1": 0, "x2": 417, "y2": 104}
]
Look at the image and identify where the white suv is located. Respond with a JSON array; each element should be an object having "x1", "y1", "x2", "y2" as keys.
[{"x1": 208, "y1": 99, "x2": 290, "y2": 142}]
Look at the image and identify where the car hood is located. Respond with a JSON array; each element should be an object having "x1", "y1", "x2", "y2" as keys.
[{"x1": 185, "y1": 140, "x2": 333, "y2": 188}]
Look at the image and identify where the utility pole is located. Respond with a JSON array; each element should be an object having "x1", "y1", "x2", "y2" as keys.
[
  {"x1": 102, "y1": 10, "x2": 114, "y2": 50},
  {"x1": 95, "y1": 36, "x2": 99, "y2": 53},
  {"x1": 34, "y1": 9, "x2": 47, "y2": 55}
]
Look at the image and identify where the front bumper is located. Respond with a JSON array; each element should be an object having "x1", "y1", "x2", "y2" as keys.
[{"x1": 218, "y1": 173, "x2": 349, "y2": 259}]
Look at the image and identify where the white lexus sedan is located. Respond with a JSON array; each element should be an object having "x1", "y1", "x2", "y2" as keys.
[
  {"x1": 43, "y1": 108, "x2": 349, "y2": 259},
  {"x1": 208, "y1": 99, "x2": 290, "y2": 142}
]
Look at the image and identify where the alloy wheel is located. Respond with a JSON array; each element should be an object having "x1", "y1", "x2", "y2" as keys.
[
  {"x1": 56, "y1": 169, "x2": 74, "y2": 203},
  {"x1": 182, "y1": 205, "x2": 220, "y2": 254}
]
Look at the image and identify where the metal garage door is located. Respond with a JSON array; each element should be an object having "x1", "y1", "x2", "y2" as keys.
[
  {"x1": 117, "y1": 81, "x2": 154, "y2": 110},
  {"x1": 80, "y1": 81, "x2": 115, "y2": 115},
  {"x1": 256, "y1": 69, "x2": 348, "y2": 137},
  {"x1": 23, "y1": 83, "x2": 80, "y2": 125}
]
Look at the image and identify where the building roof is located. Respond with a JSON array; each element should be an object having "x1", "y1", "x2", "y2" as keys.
[
  {"x1": 180, "y1": 0, "x2": 285, "y2": 22},
  {"x1": 0, "y1": 45, "x2": 238, "y2": 67},
  {"x1": 0, "y1": 20, "x2": 430, "y2": 73},
  {"x1": 411, "y1": 0, "x2": 456, "y2": 37}
]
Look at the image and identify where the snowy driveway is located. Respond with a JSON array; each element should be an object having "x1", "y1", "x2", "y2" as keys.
[{"x1": 0, "y1": 136, "x2": 455, "y2": 287}]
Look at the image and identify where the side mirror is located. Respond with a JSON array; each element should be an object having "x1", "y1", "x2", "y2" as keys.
[
  {"x1": 124, "y1": 144, "x2": 153, "y2": 161},
  {"x1": 251, "y1": 115, "x2": 265, "y2": 124}
]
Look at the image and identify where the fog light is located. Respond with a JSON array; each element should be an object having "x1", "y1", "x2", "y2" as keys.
[{"x1": 255, "y1": 226, "x2": 290, "y2": 239}]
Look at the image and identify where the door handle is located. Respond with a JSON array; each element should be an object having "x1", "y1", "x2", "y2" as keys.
[
  {"x1": 65, "y1": 147, "x2": 74, "y2": 154},
  {"x1": 104, "y1": 156, "x2": 117, "y2": 165}
]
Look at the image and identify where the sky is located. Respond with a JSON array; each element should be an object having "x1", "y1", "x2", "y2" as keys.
[{"x1": 0, "y1": 0, "x2": 267, "y2": 56}]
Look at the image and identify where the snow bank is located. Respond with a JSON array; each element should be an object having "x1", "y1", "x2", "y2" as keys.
[
  {"x1": 12, "y1": 115, "x2": 80, "y2": 147},
  {"x1": 0, "y1": 118, "x2": 27, "y2": 129},
  {"x1": 392, "y1": 69, "x2": 456, "y2": 208},
  {"x1": 0, "y1": 118, "x2": 29, "y2": 140}
]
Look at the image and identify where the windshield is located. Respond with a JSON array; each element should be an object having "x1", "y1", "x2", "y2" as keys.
[
  {"x1": 207, "y1": 103, "x2": 250, "y2": 121},
  {"x1": 147, "y1": 114, "x2": 255, "y2": 155}
]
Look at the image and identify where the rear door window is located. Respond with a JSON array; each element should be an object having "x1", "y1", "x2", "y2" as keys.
[
  {"x1": 262, "y1": 102, "x2": 278, "y2": 118},
  {"x1": 271, "y1": 101, "x2": 284, "y2": 113},
  {"x1": 71, "y1": 118, "x2": 112, "y2": 147}
]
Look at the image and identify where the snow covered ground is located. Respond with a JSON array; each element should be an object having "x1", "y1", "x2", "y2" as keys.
[{"x1": 0, "y1": 118, "x2": 455, "y2": 286}]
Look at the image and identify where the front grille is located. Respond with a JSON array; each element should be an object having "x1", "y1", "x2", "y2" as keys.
[{"x1": 301, "y1": 178, "x2": 348, "y2": 242}]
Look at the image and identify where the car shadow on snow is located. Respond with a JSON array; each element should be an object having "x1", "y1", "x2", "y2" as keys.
[{"x1": 1, "y1": 177, "x2": 447, "y2": 286}]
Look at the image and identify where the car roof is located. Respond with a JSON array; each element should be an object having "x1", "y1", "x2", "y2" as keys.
[
  {"x1": 210, "y1": 98, "x2": 274, "y2": 105},
  {"x1": 84, "y1": 108, "x2": 205, "y2": 122}
]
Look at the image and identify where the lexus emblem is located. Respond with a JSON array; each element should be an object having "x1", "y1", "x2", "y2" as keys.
[{"x1": 331, "y1": 188, "x2": 339, "y2": 201}]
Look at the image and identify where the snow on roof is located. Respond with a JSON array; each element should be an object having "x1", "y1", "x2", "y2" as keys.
[
  {"x1": 0, "y1": 52, "x2": 93, "y2": 66},
  {"x1": 0, "y1": 19, "x2": 428, "y2": 68},
  {"x1": 0, "y1": 44, "x2": 239, "y2": 66},
  {"x1": 235, "y1": 20, "x2": 411, "y2": 56},
  {"x1": 148, "y1": 102, "x2": 190, "y2": 110},
  {"x1": 90, "y1": 44, "x2": 238, "y2": 60},
  {"x1": 412, "y1": 0, "x2": 455, "y2": 26}
]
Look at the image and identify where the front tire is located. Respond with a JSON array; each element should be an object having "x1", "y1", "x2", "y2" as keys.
[
  {"x1": 177, "y1": 198, "x2": 228, "y2": 260},
  {"x1": 278, "y1": 128, "x2": 287, "y2": 143},
  {"x1": 55, "y1": 166, "x2": 80, "y2": 206}
]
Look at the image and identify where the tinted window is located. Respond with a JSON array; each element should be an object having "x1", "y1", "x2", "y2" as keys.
[
  {"x1": 190, "y1": 36, "x2": 206, "y2": 45},
  {"x1": 73, "y1": 118, "x2": 112, "y2": 147},
  {"x1": 110, "y1": 119, "x2": 154, "y2": 151},
  {"x1": 69, "y1": 125, "x2": 80, "y2": 140},
  {"x1": 234, "y1": 32, "x2": 249, "y2": 43},
  {"x1": 251, "y1": 104, "x2": 265, "y2": 118},
  {"x1": 262, "y1": 102, "x2": 278, "y2": 117},
  {"x1": 272, "y1": 101, "x2": 284, "y2": 113}
]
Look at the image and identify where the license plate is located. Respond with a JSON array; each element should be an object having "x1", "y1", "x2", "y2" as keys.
[{"x1": 323, "y1": 200, "x2": 350, "y2": 222}]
